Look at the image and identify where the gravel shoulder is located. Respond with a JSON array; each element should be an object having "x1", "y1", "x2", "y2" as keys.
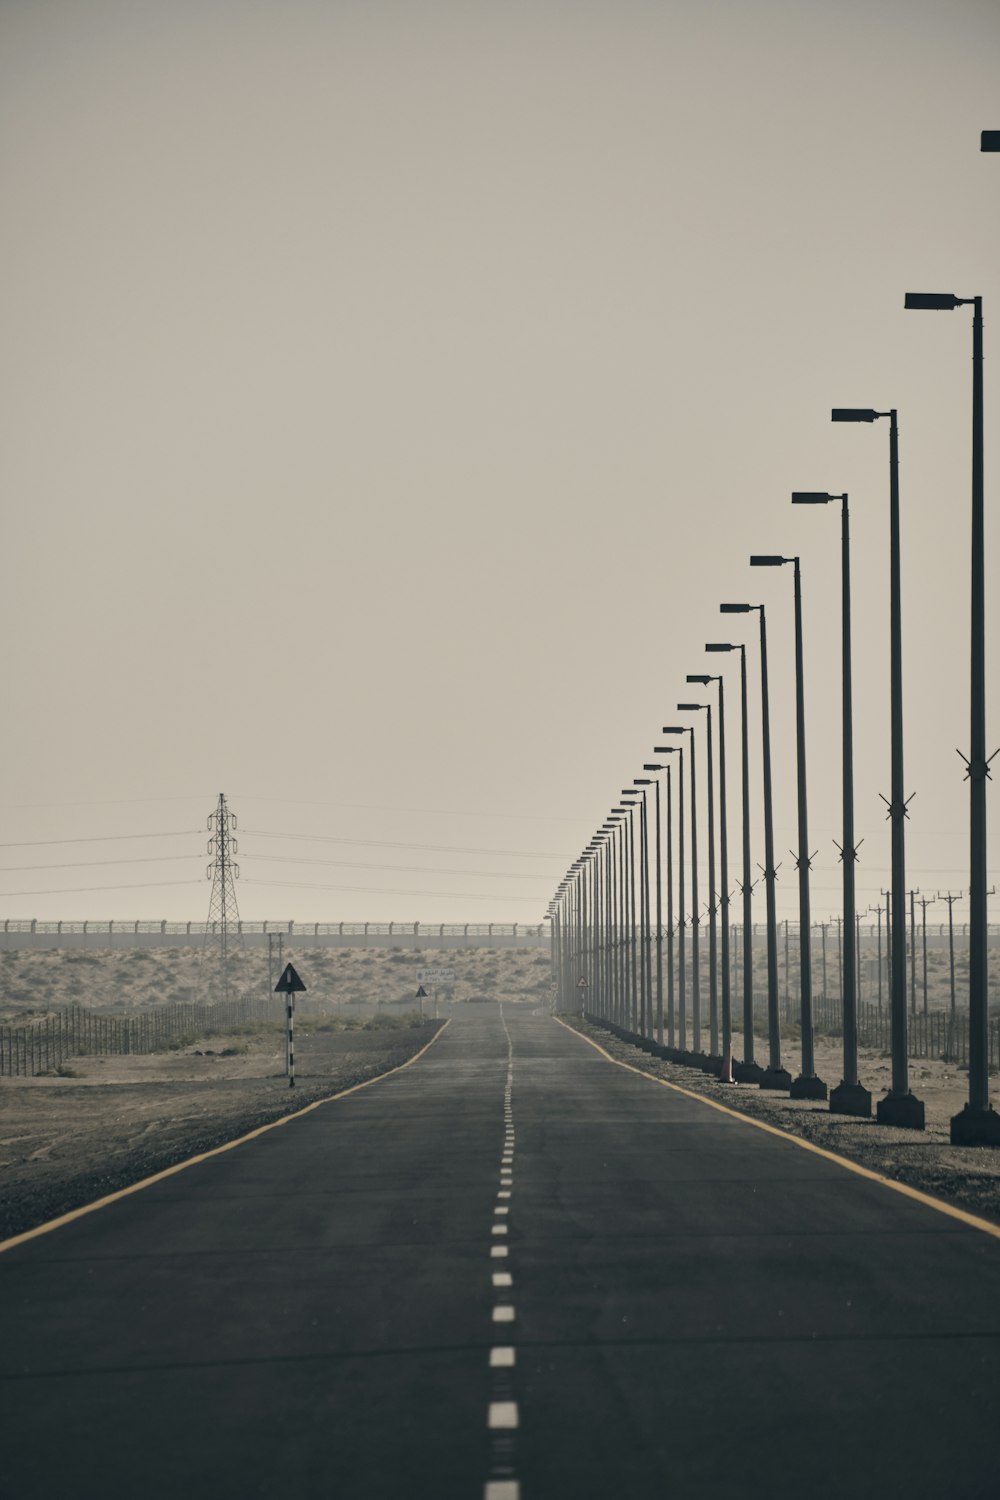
[
  {"x1": 0, "y1": 1021, "x2": 445, "y2": 1243},
  {"x1": 565, "y1": 1015, "x2": 1000, "y2": 1228}
]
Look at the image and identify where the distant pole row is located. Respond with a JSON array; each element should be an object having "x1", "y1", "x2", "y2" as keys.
[{"x1": 547, "y1": 131, "x2": 1000, "y2": 1147}]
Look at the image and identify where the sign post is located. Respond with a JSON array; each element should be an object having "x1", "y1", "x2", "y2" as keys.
[
  {"x1": 417, "y1": 967, "x2": 449, "y2": 1019},
  {"x1": 274, "y1": 962, "x2": 307, "y2": 1088},
  {"x1": 577, "y1": 974, "x2": 589, "y2": 1016}
]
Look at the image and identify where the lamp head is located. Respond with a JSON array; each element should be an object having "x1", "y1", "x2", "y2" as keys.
[
  {"x1": 677, "y1": 702, "x2": 705, "y2": 711},
  {"x1": 661, "y1": 726, "x2": 686, "y2": 734},
  {"x1": 791, "y1": 492, "x2": 834, "y2": 504},
  {"x1": 904, "y1": 291, "x2": 963, "y2": 311},
  {"x1": 652, "y1": 746, "x2": 678, "y2": 754},
  {"x1": 720, "y1": 603, "x2": 752, "y2": 613},
  {"x1": 686, "y1": 673, "x2": 711, "y2": 683},
  {"x1": 704, "y1": 642, "x2": 735, "y2": 652},
  {"x1": 832, "y1": 408, "x2": 878, "y2": 423},
  {"x1": 750, "y1": 555, "x2": 787, "y2": 567},
  {"x1": 642, "y1": 763, "x2": 662, "y2": 771},
  {"x1": 983, "y1": 131, "x2": 1000, "y2": 151}
]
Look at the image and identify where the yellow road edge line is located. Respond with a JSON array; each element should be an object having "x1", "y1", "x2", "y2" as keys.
[
  {"x1": 554, "y1": 1016, "x2": 1000, "y2": 1243},
  {"x1": 0, "y1": 1019, "x2": 452, "y2": 1257}
]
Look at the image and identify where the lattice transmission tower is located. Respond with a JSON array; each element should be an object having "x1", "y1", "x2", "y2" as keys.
[{"x1": 205, "y1": 793, "x2": 243, "y2": 999}]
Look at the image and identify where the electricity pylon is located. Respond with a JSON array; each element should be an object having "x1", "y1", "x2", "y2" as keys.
[{"x1": 205, "y1": 793, "x2": 243, "y2": 999}]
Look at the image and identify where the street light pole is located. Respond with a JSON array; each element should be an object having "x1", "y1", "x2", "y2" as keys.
[
  {"x1": 832, "y1": 407, "x2": 924, "y2": 1129},
  {"x1": 708, "y1": 640, "x2": 759, "y2": 1081},
  {"x1": 663, "y1": 723, "x2": 700, "y2": 1055},
  {"x1": 792, "y1": 491, "x2": 871, "y2": 1116},
  {"x1": 751, "y1": 554, "x2": 824, "y2": 1099},
  {"x1": 628, "y1": 783, "x2": 653, "y2": 1038},
  {"x1": 655, "y1": 746, "x2": 680, "y2": 1049},
  {"x1": 720, "y1": 603, "x2": 788, "y2": 1089},
  {"x1": 694, "y1": 666, "x2": 735, "y2": 1083},
  {"x1": 642, "y1": 767, "x2": 666, "y2": 1044},
  {"x1": 904, "y1": 291, "x2": 998, "y2": 1145},
  {"x1": 681, "y1": 697, "x2": 719, "y2": 1065}
]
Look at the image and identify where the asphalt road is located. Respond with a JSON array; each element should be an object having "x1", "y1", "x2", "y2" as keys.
[{"x1": 2, "y1": 1002, "x2": 1000, "y2": 1498}]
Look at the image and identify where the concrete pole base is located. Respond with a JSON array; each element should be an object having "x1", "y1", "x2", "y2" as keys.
[
  {"x1": 790, "y1": 1074, "x2": 828, "y2": 1101},
  {"x1": 829, "y1": 1081, "x2": 873, "y2": 1118},
  {"x1": 876, "y1": 1091, "x2": 925, "y2": 1130},
  {"x1": 702, "y1": 1054, "x2": 723, "y2": 1076},
  {"x1": 950, "y1": 1104, "x2": 1000, "y2": 1146},
  {"x1": 734, "y1": 1059, "x2": 763, "y2": 1084},
  {"x1": 759, "y1": 1067, "x2": 792, "y2": 1092}
]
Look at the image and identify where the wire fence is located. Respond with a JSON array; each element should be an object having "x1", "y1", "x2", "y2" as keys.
[
  {"x1": 0, "y1": 993, "x2": 274, "y2": 1078},
  {"x1": 0, "y1": 920, "x2": 549, "y2": 949},
  {"x1": 750, "y1": 990, "x2": 1000, "y2": 1067}
]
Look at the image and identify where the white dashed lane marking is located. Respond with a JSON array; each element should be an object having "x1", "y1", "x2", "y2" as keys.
[
  {"x1": 488, "y1": 1402, "x2": 519, "y2": 1430},
  {"x1": 485, "y1": 1003, "x2": 521, "y2": 1499},
  {"x1": 485, "y1": 1002, "x2": 524, "y2": 1500}
]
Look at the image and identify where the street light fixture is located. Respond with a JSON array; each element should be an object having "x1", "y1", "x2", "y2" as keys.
[
  {"x1": 663, "y1": 722, "x2": 701, "y2": 1056},
  {"x1": 750, "y1": 554, "x2": 824, "y2": 1100},
  {"x1": 680, "y1": 697, "x2": 720, "y2": 1067},
  {"x1": 640, "y1": 767, "x2": 666, "y2": 1044},
  {"x1": 720, "y1": 602, "x2": 789, "y2": 1089},
  {"x1": 706, "y1": 642, "x2": 756, "y2": 1081},
  {"x1": 654, "y1": 746, "x2": 680, "y2": 1048},
  {"x1": 631, "y1": 781, "x2": 653, "y2": 1038},
  {"x1": 904, "y1": 290, "x2": 998, "y2": 1146},
  {"x1": 658, "y1": 735, "x2": 690, "y2": 1051},
  {"x1": 619, "y1": 794, "x2": 640, "y2": 1033},
  {"x1": 792, "y1": 490, "x2": 871, "y2": 1119},
  {"x1": 831, "y1": 406, "x2": 924, "y2": 1130},
  {"x1": 691, "y1": 670, "x2": 735, "y2": 1081}
]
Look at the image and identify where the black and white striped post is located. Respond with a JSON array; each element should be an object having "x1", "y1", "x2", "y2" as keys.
[{"x1": 274, "y1": 962, "x2": 306, "y2": 1088}]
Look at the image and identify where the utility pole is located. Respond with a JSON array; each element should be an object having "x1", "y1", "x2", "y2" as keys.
[
  {"x1": 205, "y1": 793, "x2": 242, "y2": 1001},
  {"x1": 917, "y1": 895, "x2": 936, "y2": 1015},
  {"x1": 908, "y1": 889, "x2": 919, "y2": 1018},
  {"x1": 937, "y1": 891, "x2": 961, "y2": 1028}
]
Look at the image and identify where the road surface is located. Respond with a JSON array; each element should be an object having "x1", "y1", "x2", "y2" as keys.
[{"x1": 2, "y1": 1002, "x2": 999, "y2": 1498}]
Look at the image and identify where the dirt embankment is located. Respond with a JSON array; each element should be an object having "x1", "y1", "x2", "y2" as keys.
[{"x1": 0, "y1": 1022, "x2": 444, "y2": 1243}]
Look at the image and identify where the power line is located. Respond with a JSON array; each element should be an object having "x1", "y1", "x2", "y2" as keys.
[
  {"x1": 250, "y1": 854, "x2": 554, "y2": 880},
  {"x1": 242, "y1": 830, "x2": 568, "y2": 858},
  {"x1": 0, "y1": 831, "x2": 201, "y2": 849},
  {"x1": 243, "y1": 878, "x2": 547, "y2": 902},
  {"x1": 233, "y1": 794, "x2": 580, "y2": 824},
  {"x1": 0, "y1": 880, "x2": 203, "y2": 897},
  {"x1": 0, "y1": 856, "x2": 198, "y2": 873}
]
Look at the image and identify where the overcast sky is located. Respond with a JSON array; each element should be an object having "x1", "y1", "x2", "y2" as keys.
[{"x1": 2, "y1": 0, "x2": 998, "y2": 929}]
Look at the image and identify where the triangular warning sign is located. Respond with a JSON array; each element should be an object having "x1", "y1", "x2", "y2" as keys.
[
  {"x1": 416, "y1": 985, "x2": 428, "y2": 998},
  {"x1": 274, "y1": 962, "x2": 306, "y2": 994}
]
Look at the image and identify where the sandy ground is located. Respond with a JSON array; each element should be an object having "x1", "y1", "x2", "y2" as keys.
[
  {"x1": 568, "y1": 1015, "x2": 1000, "y2": 1226},
  {"x1": 0, "y1": 943, "x2": 555, "y2": 1020},
  {"x1": 0, "y1": 1021, "x2": 444, "y2": 1242},
  {"x1": 0, "y1": 946, "x2": 555, "y2": 1243}
]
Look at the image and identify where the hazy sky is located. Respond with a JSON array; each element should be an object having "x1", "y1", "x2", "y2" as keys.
[{"x1": 2, "y1": 0, "x2": 998, "y2": 928}]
